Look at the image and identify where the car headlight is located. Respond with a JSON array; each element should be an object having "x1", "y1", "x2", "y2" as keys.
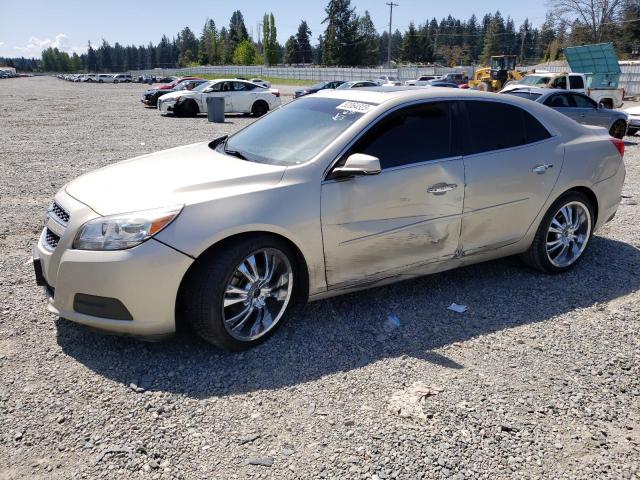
[{"x1": 73, "y1": 205, "x2": 183, "y2": 251}]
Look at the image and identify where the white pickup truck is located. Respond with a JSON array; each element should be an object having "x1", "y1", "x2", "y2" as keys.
[{"x1": 501, "y1": 72, "x2": 624, "y2": 109}]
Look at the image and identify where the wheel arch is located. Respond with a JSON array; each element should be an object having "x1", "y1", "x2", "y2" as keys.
[
  {"x1": 549, "y1": 186, "x2": 599, "y2": 224},
  {"x1": 174, "y1": 231, "x2": 310, "y2": 331}
]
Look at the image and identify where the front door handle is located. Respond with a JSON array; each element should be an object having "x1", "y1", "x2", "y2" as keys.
[
  {"x1": 427, "y1": 182, "x2": 457, "y2": 195},
  {"x1": 532, "y1": 163, "x2": 553, "y2": 174}
]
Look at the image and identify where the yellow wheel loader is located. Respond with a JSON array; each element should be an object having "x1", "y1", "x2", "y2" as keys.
[{"x1": 469, "y1": 55, "x2": 524, "y2": 92}]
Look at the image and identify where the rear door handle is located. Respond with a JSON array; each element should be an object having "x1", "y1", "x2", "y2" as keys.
[
  {"x1": 427, "y1": 183, "x2": 457, "y2": 194},
  {"x1": 532, "y1": 163, "x2": 553, "y2": 174}
]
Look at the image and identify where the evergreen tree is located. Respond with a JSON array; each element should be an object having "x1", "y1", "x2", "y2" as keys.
[
  {"x1": 229, "y1": 10, "x2": 249, "y2": 49},
  {"x1": 296, "y1": 20, "x2": 313, "y2": 64},
  {"x1": 283, "y1": 35, "x2": 299, "y2": 64},
  {"x1": 198, "y1": 19, "x2": 219, "y2": 65},
  {"x1": 177, "y1": 27, "x2": 198, "y2": 66},
  {"x1": 401, "y1": 23, "x2": 420, "y2": 62},
  {"x1": 97, "y1": 39, "x2": 112, "y2": 71},
  {"x1": 358, "y1": 11, "x2": 379, "y2": 66},
  {"x1": 263, "y1": 13, "x2": 279, "y2": 65},
  {"x1": 481, "y1": 11, "x2": 506, "y2": 62},
  {"x1": 86, "y1": 41, "x2": 97, "y2": 72},
  {"x1": 322, "y1": 0, "x2": 361, "y2": 65},
  {"x1": 619, "y1": 0, "x2": 640, "y2": 58},
  {"x1": 157, "y1": 35, "x2": 173, "y2": 67}
]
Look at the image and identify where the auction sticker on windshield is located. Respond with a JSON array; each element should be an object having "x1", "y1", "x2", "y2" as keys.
[{"x1": 335, "y1": 101, "x2": 375, "y2": 114}]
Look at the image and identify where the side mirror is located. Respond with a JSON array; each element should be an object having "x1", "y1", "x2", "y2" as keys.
[{"x1": 329, "y1": 153, "x2": 381, "y2": 180}]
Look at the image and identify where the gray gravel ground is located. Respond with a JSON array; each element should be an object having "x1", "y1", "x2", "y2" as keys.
[{"x1": 1, "y1": 77, "x2": 639, "y2": 480}]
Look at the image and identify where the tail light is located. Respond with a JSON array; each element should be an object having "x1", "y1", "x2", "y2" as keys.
[
  {"x1": 272, "y1": 90, "x2": 280, "y2": 97},
  {"x1": 610, "y1": 137, "x2": 625, "y2": 157}
]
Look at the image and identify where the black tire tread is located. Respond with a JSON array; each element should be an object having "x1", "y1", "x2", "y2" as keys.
[{"x1": 182, "y1": 235, "x2": 296, "y2": 351}]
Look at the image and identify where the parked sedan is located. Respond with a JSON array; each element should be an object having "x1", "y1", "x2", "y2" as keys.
[
  {"x1": 294, "y1": 80, "x2": 345, "y2": 98},
  {"x1": 140, "y1": 79, "x2": 207, "y2": 107},
  {"x1": 158, "y1": 79, "x2": 281, "y2": 117},
  {"x1": 405, "y1": 75, "x2": 439, "y2": 86},
  {"x1": 335, "y1": 80, "x2": 380, "y2": 89},
  {"x1": 34, "y1": 88, "x2": 625, "y2": 350},
  {"x1": 503, "y1": 88, "x2": 629, "y2": 138},
  {"x1": 97, "y1": 74, "x2": 115, "y2": 83},
  {"x1": 424, "y1": 81, "x2": 459, "y2": 88},
  {"x1": 624, "y1": 105, "x2": 640, "y2": 136}
]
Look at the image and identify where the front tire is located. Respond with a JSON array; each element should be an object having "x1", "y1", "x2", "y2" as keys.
[
  {"x1": 182, "y1": 236, "x2": 298, "y2": 350},
  {"x1": 521, "y1": 192, "x2": 594, "y2": 273},
  {"x1": 627, "y1": 128, "x2": 638, "y2": 137},
  {"x1": 609, "y1": 119, "x2": 627, "y2": 139}
]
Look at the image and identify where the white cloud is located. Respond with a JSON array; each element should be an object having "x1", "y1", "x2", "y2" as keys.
[
  {"x1": 14, "y1": 34, "x2": 83, "y2": 56},
  {"x1": 0, "y1": 42, "x2": 5, "y2": 47}
]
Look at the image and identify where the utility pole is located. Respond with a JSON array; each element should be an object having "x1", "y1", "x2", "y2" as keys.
[
  {"x1": 386, "y1": 2, "x2": 399, "y2": 68},
  {"x1": 520, "y1": 26, "x2": 526, "y2": 62}
]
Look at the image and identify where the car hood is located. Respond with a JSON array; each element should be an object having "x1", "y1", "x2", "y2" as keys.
[
  {"x1": 65, "y1": 142, "x2": 287, "y2": 216},
  {"x1": 624, "y1": 105, "x2": 640, "y2": 115}
]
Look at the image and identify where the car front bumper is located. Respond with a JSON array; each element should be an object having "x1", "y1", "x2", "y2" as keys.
[
  {"x1": 34, "y1": 191, "x2": 193, "y2": 337},
  {"x1": 158, "y1": 99, "x2": 177, "y2": 114}
]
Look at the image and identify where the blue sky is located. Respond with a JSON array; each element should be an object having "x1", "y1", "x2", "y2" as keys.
[{"x1": 0, "y1": 0, "x2": 545, "y2": 58}]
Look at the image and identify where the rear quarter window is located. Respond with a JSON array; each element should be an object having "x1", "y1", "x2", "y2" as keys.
[{"x1": 464, "y1": 101, "x2": 551, "y2": 154}]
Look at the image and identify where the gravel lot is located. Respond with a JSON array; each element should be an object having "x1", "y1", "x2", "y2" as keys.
[{"x1": 1, "y1": 77, "x2": 639, "y2": 480}]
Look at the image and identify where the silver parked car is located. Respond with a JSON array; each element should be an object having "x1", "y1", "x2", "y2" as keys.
[
  {"x1": 33, "y1": 89, "x2": 626, "y2": 350},
  {"x1": 503, "y1": 87, "x2": 629, "y2": 138}
]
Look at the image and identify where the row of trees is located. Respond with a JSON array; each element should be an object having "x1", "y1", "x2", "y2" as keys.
[{"x1": 4, "y1": 0, "x2": 640, "y2": 72}]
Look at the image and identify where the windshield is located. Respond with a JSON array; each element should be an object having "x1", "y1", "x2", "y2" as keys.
[
  {"x1": 193, "y1": 81, "x2": 215, "y2": 92},
  {"x1": 519, "y1": 76, "x2": 551, "y2": 86},
  {"x1": 222, "y1": 97, "x2": 376, "y2": 166}
]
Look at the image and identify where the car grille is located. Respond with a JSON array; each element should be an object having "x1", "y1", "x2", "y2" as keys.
[
  {"x1": 44, "y1": 228, "x2": 60, "y2": 249},
  {"x1": 50, "y1": 202, "x2": 70, "y2": 224}
]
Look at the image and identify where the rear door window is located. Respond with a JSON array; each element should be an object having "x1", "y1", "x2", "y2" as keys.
[{"x1": 463, "y1": 101, "x2": 550, "y2": 154}]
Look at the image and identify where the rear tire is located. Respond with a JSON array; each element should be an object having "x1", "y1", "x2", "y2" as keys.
[
  {"x1": 521, "y1": 191, "x2": 594, "y2": 274},
  {"x1": 609, "y1": 119, "x2": 627, "y2": 139},
  {"x1": 598, "y1": 99, "x2": 613, "y2": 109},
  {"x1": 251, "y1": 100, "x2": 269, "y2": 117},
  {"x1": 181, "y1": 235, "x2": 299, "y2": 350}
]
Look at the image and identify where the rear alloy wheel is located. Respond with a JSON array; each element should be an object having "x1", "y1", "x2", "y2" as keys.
[
  {"x1": 522, "y1": 192, "x2": 594, "y2": 273},
  {"x1": 183, "y1": 236, "x2": 298, "y2": 350},
  {"x1": 609, "y1": 119, "x2": 627, "y2": 139},
  {"x1": 251, "y1": 101, "x2": 269, "y2": 117}
]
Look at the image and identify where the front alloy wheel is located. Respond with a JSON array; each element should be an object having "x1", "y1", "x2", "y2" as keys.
[
  {"x1": 222, "y1": 249, "x2": 293, "y2": 342},
  {"x1": 182, "y1": 235, "x2": 298, "y2": 350}
]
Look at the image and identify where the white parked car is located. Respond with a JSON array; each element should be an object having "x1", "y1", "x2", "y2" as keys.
[
  {"x1": 249, "y1": 78, "x2": 271, "y2": 88},
  {"x1": 112, "y1": 74, "x2": 132, "y2": 83},
  {"x1": 158, "y1": 79, "x2": 281, "y2": 117},
  {"x1": 97, "y1": 74, "x2": 115, "y2": 83},
  {"x1": 376, "y1": 75, "x2": 402, "y2": 86},
  {"x1": 405, "y1": 75, "x2": 440, "y2": 86},
  {"x1": 624, "y1": 105, "x2": 640, "y2": 136}
]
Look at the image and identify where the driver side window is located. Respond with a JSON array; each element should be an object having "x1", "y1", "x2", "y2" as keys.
[{"x1": 350, "y1": 102, "x2": 452, "y2": 170}]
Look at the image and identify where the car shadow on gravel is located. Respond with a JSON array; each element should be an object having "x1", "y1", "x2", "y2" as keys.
[{"x1": 56, "y1": 236, "x2": 640, "y2": 398}]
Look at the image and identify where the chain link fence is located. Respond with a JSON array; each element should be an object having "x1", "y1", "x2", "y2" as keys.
[{"x1": 128, "y1": 65, "x2": 475, "y2": 83}]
